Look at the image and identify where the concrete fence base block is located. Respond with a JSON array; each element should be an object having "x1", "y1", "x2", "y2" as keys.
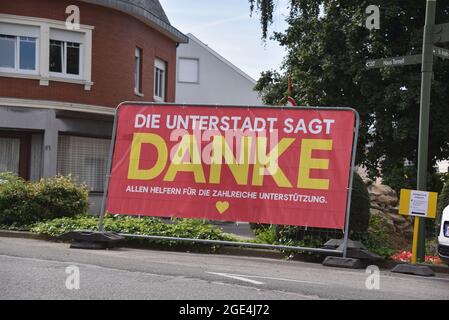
[
  {"x1": 391, "y1": 264, "x2": 435, "y2": 277},
  {"x1": 59, "y1": 231, "x2": 124, "y2": 250},
  {"x1": 322, "y1": 256, "x2": 364, "y2": 269}
]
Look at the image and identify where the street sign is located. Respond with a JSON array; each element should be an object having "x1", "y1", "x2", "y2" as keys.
[
  {"x1": 433, "y1": 46, "x2": 449, "y2": 60},
  {"x1": 365, "y1": 55, "x2": 422, "y2": 69},
  {"x1": 434, "y1": 22, "x2": 449, "y2": 43},
  {"x1": 399, "y1": 189, "x2": 438, "y2": 219}
]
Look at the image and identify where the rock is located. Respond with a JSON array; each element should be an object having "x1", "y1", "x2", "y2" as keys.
[
  {"x1": 403, "y1": 227, "x2": 414, "y2": 239},
  {"x1": 384, "y1": 218, "x2": 396, "y2": 232},
  {"x1": 389, "y1": 207, "x2": 399, "y2": 215},
  {"x1": 366, "y1": 181, "x2": 413, "y2": 244},
  {"x1": 370, "y1": 208, "x2": 384, "y2": 216},
  {"x1": 396, "y1": 222, "x2": 413, "y2": 231},
  {"x1": 388, "y1": 213, "x2": 406, "y2": 224},
  {"x1": 368, "y1": 184, "x2": 396, "y2": 197},
  {"x1": 370, "y1": 203, "x2": 383, "y2": 211},
  {"x1": 377, "y1": 194, "x2": 399, "y2": 207}
]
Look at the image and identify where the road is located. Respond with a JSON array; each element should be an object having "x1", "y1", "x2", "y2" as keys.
[{"x1": 0, "y1": 237, "x2": 448, "y2": 300}]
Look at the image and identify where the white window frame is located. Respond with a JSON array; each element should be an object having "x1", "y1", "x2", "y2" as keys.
[
  {"x1": 177, "y1": 57, "x2": 200, "y2": 84},
  {"x1": 49, "y1": 40, "x2": 83, "y2": 80},
  {"x1": 154, "y1": 58, "x2": 166, "y2": 102},
  {"x1": 134, "y1": 47, "x2": 143, "y2": 96},
  {"x1": 0, "y1": 34, "x2": 39, "y2": 75},
  {"x1": 0, "y1": 14, "x2": 94, "y2": 90}
]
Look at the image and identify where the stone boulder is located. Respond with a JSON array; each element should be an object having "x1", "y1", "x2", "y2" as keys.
[{"x1": 366, "y1": 182, "x2": 414, "y2": 239}]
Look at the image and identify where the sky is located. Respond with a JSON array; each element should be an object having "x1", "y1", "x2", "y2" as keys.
[{"x1": 159, "y1": 0, "x2": 290, "y2": 81}]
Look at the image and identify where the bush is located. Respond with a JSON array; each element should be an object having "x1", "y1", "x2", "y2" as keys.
[
  {"x1": 348, "y1": 171, "x2": 370, "y2": 234},
  {"x1": 0, "y1": 173, "x2": 39, "y2": 227},
  {"x1": 0, "y1": 174, "x2": 89, "y2": 227},
  {"x1": 31, "y1": 215, "x2": 237, "y2": 251},
  {"x1": 33, "y1": 175, "x2": 89, "y2": 220}
]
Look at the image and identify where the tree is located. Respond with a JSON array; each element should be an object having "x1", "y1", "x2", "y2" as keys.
[{"x1": 249, "y1": 0, "x2": 449, "y2": 190}]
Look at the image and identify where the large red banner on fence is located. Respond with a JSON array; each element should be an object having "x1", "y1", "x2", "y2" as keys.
[{"x1": 106, "y1": 104, "x2": 356, "y2": 229}]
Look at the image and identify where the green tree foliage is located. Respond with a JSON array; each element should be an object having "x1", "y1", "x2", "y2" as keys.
[
  {"x1": 349, "y1": 171, "x2": 371, "y2": 233},
  {"x1": 249, "y1": 0, "x2": 449, "y2": 187}
]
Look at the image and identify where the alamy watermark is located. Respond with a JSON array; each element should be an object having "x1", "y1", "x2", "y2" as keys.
[
  {"x1": 65, "y1": 5, "x2": 80, "y2": 30},
  {"x1": 65, "y1": 265, "x2": 80, "y2": 290},
  {"x1": 365, "y1": 265, "x2": 380, "y2": 290},
  {"x1": 365, "y1": 5, "x2": 380, "y2": 30}
]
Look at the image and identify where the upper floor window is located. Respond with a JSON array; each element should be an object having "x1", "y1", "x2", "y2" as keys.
[
  {"x1": 49, "y1": 40, "x2": 81, "y2": 77},
  {"x1": 178, "y1": 58, "x2": 199, "y2": 84},
  {"x1": 134, "y1": 48, "x2": 142, "y2": 95},
  {"x1": 0, "y1": 34, "x2": 38, "y2": 74},
  {"x1": 154, "y1": 58, "x2": 166, "y2": 102},
  {"x1": 0, "y1": 15, "x2": 93, "y2": 90}
]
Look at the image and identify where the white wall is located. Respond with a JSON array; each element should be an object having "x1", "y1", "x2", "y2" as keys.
[
  {"x1": 438, "y1": 161, "x2": 449, "y2": 173},
  {"x1": 176, "y1": 34, "x2": 263, "y2": 106}
]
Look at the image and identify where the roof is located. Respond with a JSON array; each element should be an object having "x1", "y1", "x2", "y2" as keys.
[
  {"x1": 78, "y1": 0, "x2": 188, "y2": 43},
  {"x1": 186, "y1": 33, "x2": 257, "y2": 84}
]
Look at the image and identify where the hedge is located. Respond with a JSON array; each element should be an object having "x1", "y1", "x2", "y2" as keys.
[{"x1": 0, "y1": 173, "x2": 89, "y2": 227}]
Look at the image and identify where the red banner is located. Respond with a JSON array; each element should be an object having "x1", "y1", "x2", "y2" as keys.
[{"x1": 106, "y1": 104, "x2": 356, "y2": 229}]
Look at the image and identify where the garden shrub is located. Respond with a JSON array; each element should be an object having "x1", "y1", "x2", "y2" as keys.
[
  {"x1": 31, "y1": 215, "x2": 237, "y2": 251},
  {"x1": 33, "y1": 175, "x2": 89, "y2": 219},
  {"x1": 0, "y1": 173, "x2": 39, "y2": 226},
  {"x1": 0, "y1": 173, "x2": 89, "y2": 227},
  {"x1": 348, "y1": 171, "x2": 371, "y2": 234}
]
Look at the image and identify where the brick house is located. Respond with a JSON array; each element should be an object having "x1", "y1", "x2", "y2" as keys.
[{"x1": 0, "y1": 0, "x2": 188, "y2": 212}]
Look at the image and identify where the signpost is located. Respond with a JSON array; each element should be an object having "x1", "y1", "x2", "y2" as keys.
[
  {"x1": 366, "y1": 0, "x2": 449, "y2": 266},
  {"x1": 399, "y1": 189, "x2": 438, "y2": 265}
]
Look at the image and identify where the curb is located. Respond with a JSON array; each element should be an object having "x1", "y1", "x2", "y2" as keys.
[
  {"x1": 1, "y1": 230, "x2": 448, "y2": 274},
  {"x1": 0, "y1": 230, "x2": 49, "y2": 241}
]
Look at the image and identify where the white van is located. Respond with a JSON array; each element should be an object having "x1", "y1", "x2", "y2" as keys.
[{"x1": 438, "y1": 206, "x2": 449, "y2": 265}]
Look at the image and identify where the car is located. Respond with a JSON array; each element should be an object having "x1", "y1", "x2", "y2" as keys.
[{"x1": 438, "y1": 205, "x2": 449, "y2": 265}]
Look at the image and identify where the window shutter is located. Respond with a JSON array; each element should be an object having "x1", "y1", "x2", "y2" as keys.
[{"x1": 57, "y1": 136, "x2": 110, "y2": 192}]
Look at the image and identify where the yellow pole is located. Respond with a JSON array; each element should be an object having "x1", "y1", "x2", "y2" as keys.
[{"x1": 411, "y1": 217, "x2": 421, "y2": 264}]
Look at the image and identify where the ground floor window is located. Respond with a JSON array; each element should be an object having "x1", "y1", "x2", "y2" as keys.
[
  {"x1": 0, "y1": 136, "x2": 20, "y2": 175},
  {"x1": 0, "y1": 132, "x2": 41, "y2": 180},
  {"x1": 57, "y1": 135, "x2": 110, "y2": 192}
]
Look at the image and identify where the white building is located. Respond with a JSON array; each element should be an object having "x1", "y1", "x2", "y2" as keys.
[
  {"x1": 175, "y1": 33, "x2": 263, "y2": 106},
  {"x1": 438, "y1": 161, "x2": 449, "y2": 173}
]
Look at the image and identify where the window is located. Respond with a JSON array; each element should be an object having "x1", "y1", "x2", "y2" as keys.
[
  {"x1": 154, "y1": 58, "x2": 166, "y2": 102},
  {"x1": 0, "y1": 132, "x2": 33, "y2": 180},
  {"x1": 178, "y1": 58, "x2": 199, "y2": 83},
  {"x1": 0, "y1": 137, "x2": 20, "y2": 175},
  {"x1": 49, "y1": 40, "x2": 81, "y2": 77},
  {"x1": 57, "y1": 135, "x2": 110, "y2": 192},
  {"x1": 134, "y1": 48, "x2": 142, "y2": 94},
  {"x1": 0, "y1": 34, "x2": 38, "y2": 73}
]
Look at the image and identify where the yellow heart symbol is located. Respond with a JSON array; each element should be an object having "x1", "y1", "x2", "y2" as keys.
[{"x1": 216, "y1": 201, "x2": 230, "y2": 214}]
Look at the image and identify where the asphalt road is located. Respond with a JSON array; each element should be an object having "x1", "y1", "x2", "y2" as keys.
[{"x1": 1, "y1": 237, "x2": 448, "y2": 300}]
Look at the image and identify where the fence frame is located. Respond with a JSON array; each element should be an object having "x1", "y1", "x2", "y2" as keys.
[{"x1": 98, "y1": 102, "x2": 360, "y2": 258}]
